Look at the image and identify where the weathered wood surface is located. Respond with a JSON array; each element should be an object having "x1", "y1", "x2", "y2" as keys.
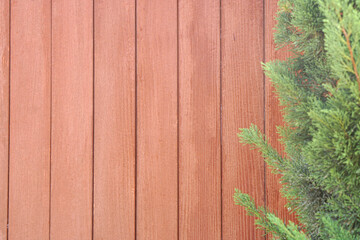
[{"x1": 2, "y1": 1, "x2": 290, "y2": 239}]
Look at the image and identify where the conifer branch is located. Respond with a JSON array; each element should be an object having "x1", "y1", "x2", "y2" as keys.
[
  {"x1": 342, "y1": 28, "x2": 360, "y2": 91},
  {"x1": 235, "y1": 1, "x2": 360, "y2": 238}
]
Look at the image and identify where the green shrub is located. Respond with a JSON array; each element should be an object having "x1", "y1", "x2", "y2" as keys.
[{"x1": 234, "y1": 0, "x2": 360, "y2": 239}]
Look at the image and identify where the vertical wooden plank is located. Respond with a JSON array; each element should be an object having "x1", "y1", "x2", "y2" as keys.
[
  {"x1": 222, "y1": 0, "x2": 265, "y2": 239},
  {"x1": 0, "y1": 1, "x2": 9, "y2": 239},
  {"x1": 51, "y1": 1, "x2": 93, "y2": 239},
  {"x1": 178, "y1": 0, "x2": 221, "y2": 239},
  {"x1": 9, "y1": 0, "x2": 51, "y2": 239},
  {"x1": 94, "y1": 1, "x2": 135, "y2": 239},
  {"x1": 265, "y1": 0, "x2": 297, "y2": 224},
  {"x1": 137, "y1": 0, "x2": 178, "y2": 239}
]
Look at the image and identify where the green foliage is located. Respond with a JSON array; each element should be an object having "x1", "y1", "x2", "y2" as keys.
[
  {"x1": 234, "y1": 0, "x2": 360, "y2": 239},
  {"x1": 234, "y1": 189, "x2": 309, "y2": 240},
  {"x1": 321, "y1": 217, "x2": 360, "y2": 240}
]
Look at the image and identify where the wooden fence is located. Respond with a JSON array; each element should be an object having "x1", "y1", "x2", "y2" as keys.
[{"x1": 0, "y1": 0, "x2": 296, "y2": 239}]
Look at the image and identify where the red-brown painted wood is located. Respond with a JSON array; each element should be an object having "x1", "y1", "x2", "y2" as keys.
[
  {"x1": 9, "y1": 0, "x2": 51, "y2": 239},
  {"x1": 2, "y1": 2, "x2": 297, "y2": 238},
  {"x1": 94, "y1": 0, "x2": 136, "y2": 239},
  {"x1": 51, "y1": 1, "x2": 93, "y2": 239},
  {"x1": 0, "y1": 1, "x2": 9, "y2": 239},
  {"x1": 179, "y1": 0, "x2": 221, "y2": 239},
  {"x1": 222, "y1": 0, "x2": 265, "y2": 239},
  {"x1": 136, "y1": 0, "x2": 178, "y2": 239}
]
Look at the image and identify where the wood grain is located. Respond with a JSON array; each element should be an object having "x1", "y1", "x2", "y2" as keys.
[
  {"x1": 9, "y1": 0, "x2": 51, "y2": 239},
  {"x1": 94, "y1": 0, "x2": 135, "y2": 239},
  {"x1": 178, "y1": 0, "x2": 221, "y2": 239},
  {"x1": 51, "y1": 0, "x2": 93, "y2": 239},
  {"x1": 221, "y1": 0, "x2": 265, "y2": 239},
  {"x1": 2, "y1": 2, "x2": 299, "y2": 238},
  {"x1": 136, "y1": 0, "x2": 178, "y2": 239},
  {"x1": 265, "y1": 0, "x2": 297, "y2": 225},
  {"x1": 0, "y1": 1, "x2": 9, "y2": 239}
]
